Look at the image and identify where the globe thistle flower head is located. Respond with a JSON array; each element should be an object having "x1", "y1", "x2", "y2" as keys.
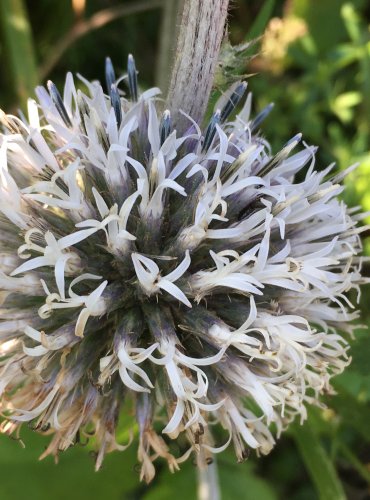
[{"x1": 0, "y1": 54, "x2": 367, "y2": 482}]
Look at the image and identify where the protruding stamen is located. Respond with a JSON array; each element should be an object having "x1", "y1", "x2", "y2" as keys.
[
  {"x1": 202, "y1": 109, "x2": 221, "y2": 152},
  {"x1": 110, "y1": 84, "x2": 122, "y2": 127},
  {"x1": 90, "y1": 108, "x2": 110, "y2": 154},
  {"x1": 47, "y1": 80, "x2": 72, "y2": 128},
  {"x1": 258, "y1": 133, "x2": 302, "y2": 177},
  {"x1": 250, "y1": 102, "x2": 274, "y2": 132},
  {"x1": 307, "y1": 184, "x2": 341, "y2": 203},
  {"x1": 221, "y1": 148, "x2": 255, "y2": 182},
  {"x1": 105, "y1": 57, "x2": 116, "y2": 94},
  {"x1": 160, "y1": 110, "x2": 171, "y2": 145},
  {"x1": 77, "y1": 90, "x2": 89, "y2": 134},
  {"x1": 0, "y1": 109, "x2": 20, "y2": 133},
  {"x1": 220, "y1": 82, "x2": 247, "y2": 123},
  {"x1": 127, "y1": 54, "x2": 138, "y2": 102}
]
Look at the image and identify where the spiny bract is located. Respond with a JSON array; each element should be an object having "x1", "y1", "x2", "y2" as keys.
[{"x1": 0, "y1": 55, "x2": 366, "y2": 482}]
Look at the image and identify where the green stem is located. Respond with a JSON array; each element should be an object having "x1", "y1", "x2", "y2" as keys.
[
  {"x1": 156, "y1": 0, "x2": 182, "y2": 95},
  {"x1": 292, "y1": 421, "x2": 346, "y2": 500},
  {"x1": 340, "y1": 443, "x2": 370, "y2": 485},
  {"x1": 0, "y1": 0, "x2": 38, "y2": 108}
]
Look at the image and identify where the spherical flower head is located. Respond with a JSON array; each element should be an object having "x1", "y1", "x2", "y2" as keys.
[{"x1": 0, "y1": 54, "x2": 366, "y2": 482}]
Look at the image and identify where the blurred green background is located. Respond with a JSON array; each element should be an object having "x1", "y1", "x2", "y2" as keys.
[{"x1": 0, "y1": 0, "x2": 369, "y2": 498}]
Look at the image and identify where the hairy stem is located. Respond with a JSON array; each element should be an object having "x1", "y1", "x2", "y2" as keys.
[{"x1": 167, "y1": 0, "x2": 229, "y2": 131}]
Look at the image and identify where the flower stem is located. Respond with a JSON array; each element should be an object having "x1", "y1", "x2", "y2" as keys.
[
  {"x1": 197, "y1": 454, "x2": 221, "y2": 500},
  {"x1": 167, "y1": 0, "x2": 229, "y2": 131}
]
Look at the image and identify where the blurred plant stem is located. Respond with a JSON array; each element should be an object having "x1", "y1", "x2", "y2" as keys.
[
  {"x1": 247, "y1": 0, "x2": 275, "y2": 40},
  {"x1": 167, "y1": 0, "x2": 229, "y2": 131},
  {"x1": 340, "y1": 443, "x2": 370, "y2": 485},
  {"x1": 0, "y1": 0, "x2": 38, "y2": 108},
  {"x1": 39, "y1": 0, "x2": 163, "y2": 80},
  {"x1": 292, "y1": 421, "x2": 346, "y2": 500},
  {"x1": 197, "y1": 453, "x2": 220, "y2": 500},
  {"x1": 155, "y1": 0, "x2": 182, "y2": 95}
]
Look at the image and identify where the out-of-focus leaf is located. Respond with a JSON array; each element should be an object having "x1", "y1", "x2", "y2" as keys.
[
  {"x1": 332, "y1": 91, "x2": 362, "y2": 122},
  {"x1": 341, "y1": 3, "x2": 362, "y2": 43},
  {"x1": 292, "y1": 421, "x2": 346, "y2": 500},
  {"x1": 333, "y1": 91, "x2": 362, "y2": 109},
  {"x1": 143, "y1": 452, "x2": 278, "y2": 500},
  {"x1": 335, "y1": 370, "x2": 370, "y2": 402},
  {"x1": 333, "y1": 330, "x2": 370, "y2": 402},
  {"x1": 340, "y1": 444, "x2": 370, "y2": 485},
  {"x1": 247, "y1": 0, "x2": 276, "y2": 39},
  {"x1": 291, "y1": 0, "x2": 346, "y2": 52},
  {"x1": 0, "y1": 0, "x2": 38, "y2": 107},
  {"x1": 330, "y1": 44, "x2": 363, "y2": 69},
  {"x1": 143, "y1": 458, "x2": 197, "y2": 500},
  {"x1": 347, "y1": 333, "x2": 370, "y2": 377},
  {"x1": 218, "y1": 454, "x2": 278, "y2": 500},
  {"x1": 0, "y1": 428, "x2": 141, "y2": 500},
  {"x1": 331, "y1": 392, "x2": 370, "y2": 442}
]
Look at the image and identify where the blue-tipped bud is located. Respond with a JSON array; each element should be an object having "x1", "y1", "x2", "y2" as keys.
[
  {"x1": 110, "y1": 84, "x2": 122, "y2": 127},
  {"x1": 47, "y1": 80, "x2": 72, "y2": 127},
  {"x1": 105, "y1": 57, "x2": 116, "y2": 94},
  {"x1": 160, "y1": 110, "x2": 171, "y2": 145},
  {"x1": 250, "y1": 102, "x2": 274, "y2": 132},
  {"x1": 220, "y1": 82, "x2": 247, "y2": 123},
  {"x1": 202, "y1": 109, "x2": 221, "y2": 152},
  {"x1": 284, "y1": 132, "x2": 302, "y2": 148},
  {"x1": 127, "y1": 54, "x2": 138, "y2": 102}
]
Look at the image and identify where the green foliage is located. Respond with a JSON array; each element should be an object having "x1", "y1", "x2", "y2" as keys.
[
  {"x1": 0, "y1": 0, "x2": 38, "y2": 107},
  {"x1": 248, "y1": 1, "x2": 370, "y2": 215},
  {"x1": 292, "y1": 421, "x2": 346, "y2": 500},
  {"x1": 217, "y1": 455, "x2": 278, "y2": 500},
  {"x1": 247, "y1": 0, "x2": 276, "y2": 40},
  {"x1": 143, "y1": 454, "x2": 278, "y2": 500},
  {"x1": 0, "y1": 430, "x2": 281, "y2": 500},
  {"x1": 0, "y1": 429, "x2": 141, "y2": 500}
]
